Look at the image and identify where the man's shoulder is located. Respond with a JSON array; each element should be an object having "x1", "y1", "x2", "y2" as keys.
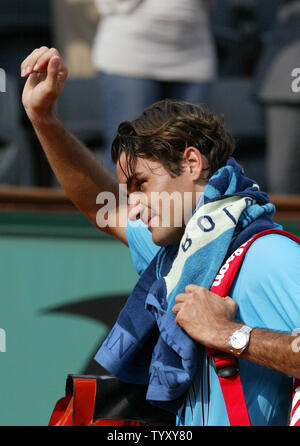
[
  {"x1": 232, "y1": 232, "x2": 300, "y2": 328},
  {"x1": 243, "y1": 232, "x2": 300, "y2": 272},
  {"x1": 235, "y1": 232, "x2": 300, "y2": 287}
]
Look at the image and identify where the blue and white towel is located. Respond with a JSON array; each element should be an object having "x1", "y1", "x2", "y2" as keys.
[{"x1": 94, "y1": 157, "x2": 279, "y2": 420}]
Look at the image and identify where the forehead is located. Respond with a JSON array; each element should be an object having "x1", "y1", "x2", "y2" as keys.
[
  {"x1": 116, "y1": 152, "x2": 165, "y2": 184},
  {"x1": 116, "y1": 152, "x2": 133, "y2": 184}
]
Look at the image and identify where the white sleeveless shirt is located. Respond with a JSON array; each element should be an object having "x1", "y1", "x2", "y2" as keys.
[{"x1": 92, "y1": 0, "x2": 217, "y2": 82}]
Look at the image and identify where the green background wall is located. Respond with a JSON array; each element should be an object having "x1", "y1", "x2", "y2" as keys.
[{"x1": 0, "y1": 212, "x2": 139, "y2": 426}]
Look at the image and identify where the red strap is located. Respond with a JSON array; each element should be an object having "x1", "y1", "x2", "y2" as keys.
[
  {"x1": 73, "y1": 378, "x2": 97, "y2": 426},
  {"x1": 207, "y1": 229, "x2": 300, "y2": 426},
  {"x1": 218, "y1": 374, "x2": 252, "y2": 425},
  {"x1": 205, "y1": 348, "x2": 252, "y2": 425},
  {"x1": 48, "y1": 395, "x2": 73, "y2": 426}
]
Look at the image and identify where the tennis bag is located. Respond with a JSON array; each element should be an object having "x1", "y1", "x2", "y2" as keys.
[
  {"x1": 48, "y1": 374, "x2": 175, "y2": 426},
  {"x1": 49, "y1": 229, "x2": 300, "y2": 426}
]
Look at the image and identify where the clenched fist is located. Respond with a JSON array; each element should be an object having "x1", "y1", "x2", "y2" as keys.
[
  {"x1": 21, "y1": 47, "x2": 68, "y2": 123},
  {"x1": 172, "y1": 284, "x2": 239, "y2": 350}
]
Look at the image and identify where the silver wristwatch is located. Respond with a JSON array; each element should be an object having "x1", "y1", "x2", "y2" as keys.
[{"x1": 229, "y1": 325, "x2": 253, "y2": 356}]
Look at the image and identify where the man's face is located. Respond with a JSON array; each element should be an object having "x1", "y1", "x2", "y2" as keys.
[{"x1": 117, "y1": 152, "x2": 199, "y2": 246}]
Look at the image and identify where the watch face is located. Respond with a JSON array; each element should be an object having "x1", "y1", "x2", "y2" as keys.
[{"x1": 231, "y1": 332, "x2": 248, "y2": 349}]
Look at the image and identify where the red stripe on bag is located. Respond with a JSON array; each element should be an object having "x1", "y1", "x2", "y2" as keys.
[{"x1": 290, "y1": 379, "x2": 300, "y2": 426}]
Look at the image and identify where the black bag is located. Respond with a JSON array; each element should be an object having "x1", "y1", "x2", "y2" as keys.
[{"x1": 49, "y1": 374, "x2": 175, "y2": 426}]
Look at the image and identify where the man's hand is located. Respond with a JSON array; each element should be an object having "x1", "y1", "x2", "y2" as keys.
[
  {"x1": 172, "y1": 284, "x2": 239, "y2": 350},
  {"x1": 19, "y1": 46, "x2": 127, "y2": 243},
  {"x1": 21, "y1": 47, "x2": 68, "y2": 123}
]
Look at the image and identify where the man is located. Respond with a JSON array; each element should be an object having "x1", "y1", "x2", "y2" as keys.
[{"x1": 21, "y1": 47, "x2": 300, "y2": 426}]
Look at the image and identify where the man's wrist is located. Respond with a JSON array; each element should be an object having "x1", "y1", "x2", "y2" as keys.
[
  {"x1": 27, "y1": 108, "x2": 58, "y2": 128},
  {"x1": 208, "y1": 321, "x2": 244, "y2": 352}
]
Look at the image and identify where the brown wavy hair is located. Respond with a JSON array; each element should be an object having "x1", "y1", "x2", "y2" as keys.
[{"x1": 111, "y1": 99, "x2": 235, "y2": 181}]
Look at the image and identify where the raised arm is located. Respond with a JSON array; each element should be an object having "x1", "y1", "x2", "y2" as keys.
[{"x1": 21, "y1": 47, "x2": 128, "y2": 244}]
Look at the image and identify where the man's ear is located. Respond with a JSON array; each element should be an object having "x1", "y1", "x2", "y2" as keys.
[{"x1": 183, "y1": 146, "x2": 204, "y2": 181}]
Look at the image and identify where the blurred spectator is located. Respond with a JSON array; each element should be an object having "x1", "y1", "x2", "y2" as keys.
[
  {"x1": 52, "y1": 0, "x2": 100, "y2": 78},
  {"x1": 91, "y1": 0, "x2": 217, "y2": 172},
  {"x1": 253, "y1": 0, "x2": 300, "y2": 194}
]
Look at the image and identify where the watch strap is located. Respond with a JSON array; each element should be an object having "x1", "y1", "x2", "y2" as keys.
[{"x1": 240, "y1": 325, "x2": 253, "y2": 336}]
